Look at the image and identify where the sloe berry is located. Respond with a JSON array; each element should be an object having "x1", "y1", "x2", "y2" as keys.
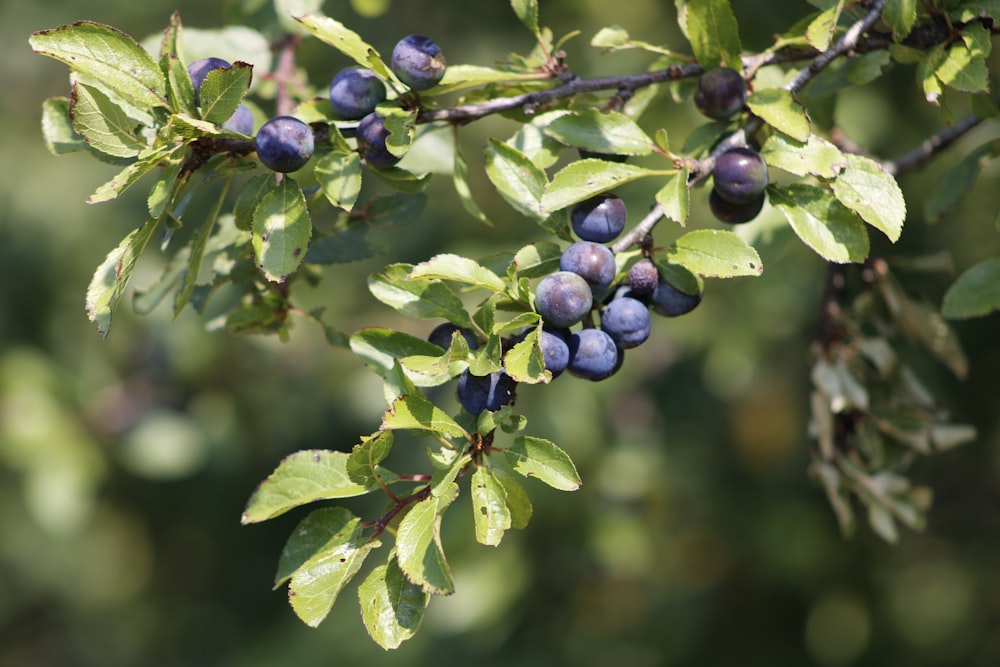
[
  {"x1": 391, "y1": 35, "x2": 447, "y2": 91},
  {"x1": 535, "y1": 271, "x2": 593, "y2": 328},
  {"x1": 570, "y1": 194, "x2": 627, "y2": 243},
  {"x1": 356, "y1": 113, "x2": 400, "y2": 169},
  {"x1": 329, "y1": 67, "x2": 386, "y2": 120},
  {"x1": 255, "y1": 116, "x2": 314, "y2": 173},
  {"x1": 560, "y1": 241, "x2": 617, "y2": 293}
]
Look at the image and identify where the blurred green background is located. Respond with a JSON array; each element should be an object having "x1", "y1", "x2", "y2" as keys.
[{"x1": 3, "y1": 1, "x2": 1000, "y2": 665}]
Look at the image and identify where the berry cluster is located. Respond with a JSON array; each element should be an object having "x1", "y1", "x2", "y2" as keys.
[
  {"x1": 189, "y1": 34, "x2": 447, "y2": 174},
  {"x1": 435, "y1": 193, "x2": 704, "y2": 416}
]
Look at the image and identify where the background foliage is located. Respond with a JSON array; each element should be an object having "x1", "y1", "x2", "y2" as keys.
[{"x1": 4, "y1": 0, "x2": 1000, "y2": 665}]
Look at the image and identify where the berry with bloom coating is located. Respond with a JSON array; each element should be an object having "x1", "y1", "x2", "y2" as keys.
[
  {"x1": 391, "y1": 35, "x2": 447, "y2": 91},
  {"x1": 650, "y1": 280, "x2": 703, "y2": 317},
  {"x1": 457, "y1": 370, "x2": 516, "y2": 415},
  {"x1": 538, "y1": 328, "x2": 570, "y2": 377},
  {"x1": 560, "y1": 241, "x2": 617, "y2": 293},
  {"x1": 567, "y1": 328, "x2": 621, "y2": 381},
  {"x1": 535, "y1": 271, "x2": 593, "y2": 328},
  {"x1": 255, "y1": 116, "x2": 314, "y2": 173},
  {"x1": 570, "y1": 194, "x2": 627, "y2": 243},
  {"x1": 694, "y1": 67, "x2": 747, "y2": 120},
  {"x1": 601, "y1": 296, "x2": 651, "y2": 349},
  {"x1": 356, "y1": 113, "x2": 400, "y2": 169},
  {"x1": 222, "y1": 103, "x2": 254, "y2": 135},
  {"x1": 329, "y1": 67, "x2": 386, "y2": 120}
]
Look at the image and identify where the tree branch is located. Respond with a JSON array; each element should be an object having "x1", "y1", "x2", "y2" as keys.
[{"x1": 882, "y1": 112, "x2": 984, "y2": 175}]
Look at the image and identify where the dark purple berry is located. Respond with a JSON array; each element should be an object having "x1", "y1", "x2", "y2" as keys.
[
  {"x1": 328, "y1": 67, "x2": 387, "y2": 120},
  {"x1": 628, "y1": 258, "x2": 659, "y2": 295},
  {"x1": 222, "y1": 103, "x2": 254, "y2": 135},
  {"x1": 713, "y1": 147, "x2": 769, "y2": 205},
  {"x1": 570, "y1": 194, "x2": 627, "y2": 243},
  {"x1": 567, "y1": 328, "x2": 621, "y2": 381},
  {"x1": 457, "y1": 370, "x2": 516, "y2": 415},
  {"x1": 694, "y1": 67, "x2": 748, "y2": 120},
  {"x1": 600, "y1": 296, "x2": 651, "y2": 349},
  {"x1": 650, "y1": 280, "x2": 703, "y2": 317},
  {"x1": 356, "y1": 113, "x2": 400, "y2": 169},
  {"x1": 538, "y1": 328, "x2": 570, "y2": 377},
  {"x1": 428, "y1": 323, "x2": 478, "y2": 350},
  {"x1": 391, "y1": 35, "x2": 447, "y2": 91},
  {"x1": 255, "y1": 116, "x2": 314, "y2": 173},
  {"x1": 187, "y1": 57, "x2": 230, "y2": 103},
  {"x1": 559, "y1": 242, "x2": 617, "y2": 293},
  {"x1": 709, "y1": 188, "x2": 765, "y2": 224},
  {"x1": 535, "y1": 271, "x2": 593, "y2": 328}
]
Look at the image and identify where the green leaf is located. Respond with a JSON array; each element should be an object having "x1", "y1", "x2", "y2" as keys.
[
  {"x1": 200, "y1": 62, "x2": 253, "y2": 124},
  {"x1": 315, "y1": 151, "x2": 363, "y2": 212},
  {"x1": 770, "y1": 184, "x2": 870, "y2": 263},
  {"x1": 346, "y1": 432, "x2": 394, "y2": 487},
  {"x1": 831, "y1": 154, "x2": 905, "y2": 242},
  {"x1": 381, "y1": 105, "x2": 418, "y2": 158},
  {"x1": 504, "y1": 436, "x2": 581, "y2": 491},
  {"x1": 471, "y1": 467, "x2": 512, "y2": 546},
  {"x1": 159, "y1": 13, "x2": 196, "y2": 116},
  {"x1": 942, "y1": 258, "x2": 1000, "y2": 319},
  {"x1": 292, "y1": 13, "x2": 395, "y2": 82},
  {"x1": 425, "y1": 65, "x2": 544, "y2": 96},
  {"x1": 306, "y1": 226, "x2": 379, "y2": 265},
  {"x1": 656, "y1": 167, "x2": 690, "y2": 226},
  {"x1": 368, "y1": 166, "x2": 432, "y2": 193},
  {"x1": 234, "y1": 173, "x2": 275, "y2": 231},
  {"x1": 87, "y1": 146, "x2": 175, "y2": 204},
  {"x1": 282, "y1": 508, "x2": 378, "y2": 627},
  {"x1": 85, "y1": 217, "x2": 160, "y2": 338},
  {"x1": 350, "y1": 327, "x2": 449, "y2": 377},
  {"x1": 453, "y1": 147, "x2": 492, "y2": 225},
  {"x1": 41, "y1": 97, "x2": 88, "y2": 156},
  {"x1": 382, "y1": 393, "x2": 470, "y2": 440},
  {"x1": 30, "y1": 21, "x2": 167, "y2": 108},
  {"x1": 407, "y1": 254, "x2": 507, "y2": 293},
  {"x1": 252, "y1": 177, "x2": 312, "y2": 283},
  {"x1": 176, "y1": 179, "x2": 231, "y2": 314},
  {"x1": 493, "y1": 467, "x2": 533, "y2": 529},
  {"x1": 511, "y1": 0, "x2": 541, "y2": 35},
  {"x1": 542, "y1": 160, "x2": 659, "y2": 214},
  {"x1": 468, "y1": 335, "x2": 504, "y2": 377},
  {"x1": 884, "y1": 0, "x2": 918, "y2": 39},
  {"x1": 504, "y1": 326, "x2": 550, "y2": 384},
  {"x1": 242, "y1": 450, "x2": 393, "y2": 524},
  {"x1": 746, "y1": 89, "x2": 811, "y2": 142},
  {"x1": 760, "y1": 133, "x2": 846, "y2": 178},
  {"x1": 395, "y1": 492, "x2": 456, "y2": 595},
  {"x1": 368, "y1": 264, "x2": 474, "y2": 327},
  {"x1": 358, "y1": 556, "x2": 428, "y2": 650},
  {"x1": 543, "y1": 109, "x2": 654, "y2": 156},
  {"x1": 935, "y1": 43, "x2": 989, "y2": 93},
  {"x1": 681, "y1": 0, "x2": 742, "y2": 70},
  {"x1": 806, "y1": 3, "x2": 844, "y2": 51},
  {"x1": 484, "y1": 139, "x2": 547, "y2": 220},
  {"x1": 69, "y1": 82, "x2": 147, "y2": 158},
  {"x1": 665, "y1": 229, "x2": 763, "y2": 278},
  {"x1": 508, "y1": 242, "x2": 563, "y2": 279}
]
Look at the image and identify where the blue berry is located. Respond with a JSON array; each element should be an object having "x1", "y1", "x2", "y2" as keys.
[
  {"x1": 457, "y1": 370, "x2": 516, "y2": 415},
  {"x1": 255, "y1": 116, "x2": 314, "y2": 173},
  {"x1": 187, "y1": 57, "x2": 230, "y2": 103},
  {"x1": 428, "y1": 322, "x2": 478, "y2": 350},
  {"x1": 628, "y1": 258, "x2": 659, "y2": 295},
  {"x1": 391, "y1": 35, "x2": 447, "y2": 91},
  {"x1": 535, "y1": 271, "x2": 593, "y2": 328},
  {"x1": 567, "y1": 328, "x2": 621, "y2": 381},
  {"x1": 570, "y1": 194, "x2": 627, "y2": 243},
  {"x1": 356, "y1": 113, "x2": 400, "y2": 169},
  {"x1": 709, "y1": 188, "x2": 765, "y2": 224},
  {"x1": 600, "y1": 296, "x2": 651, "y2": 349},
  {"x1": 650, "y1": 280, "x2": 703, "y2": 317},
  {"x1": 329, "y1": 67, "x2": 386, "y2": 120},
  {"x1": 560, "y1": 242, "x2": 617, "y2": 293},
  {"x1": 222, "y1": 103, "x2": 254, "y2": 135}
]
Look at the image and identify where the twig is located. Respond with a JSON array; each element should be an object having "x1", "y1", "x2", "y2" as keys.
[
  {"x1": 611, "y1": 203, "x2": 665, "y2": 254},
  {"x1": 882, "y1": 113, "x2": 984, "y2": 175}
]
